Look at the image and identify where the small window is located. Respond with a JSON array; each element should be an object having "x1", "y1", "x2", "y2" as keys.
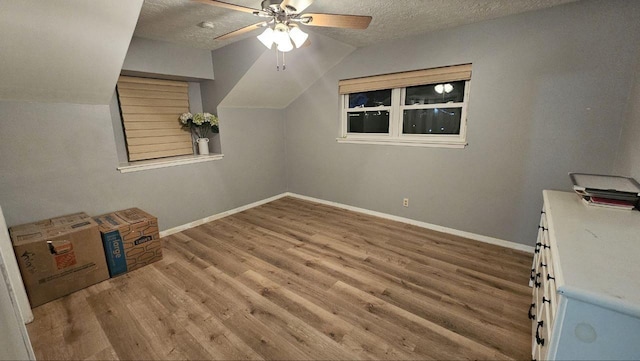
[
  {"x1": 347, "y1": 89, "x2": 392, "y2": 133},
  {"x1": 116, "y1": 76, "x2": 193, "y2": 161},
  {"x1": 338, "y1": 64, "x2": 471, "y2": 148}
]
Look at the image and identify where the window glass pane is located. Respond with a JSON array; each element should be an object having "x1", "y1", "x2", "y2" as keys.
[
  {"x1": 348, "y1": 89, "x2": 392, "y2": 108},
  {"x1": 403, "y1": 108, "x2": 461, "y2": 135},
  {"x1": 405, "y1": 81, "x2": 465, "y2": 105},
  {"x1": 348, "y1": 111, "x2": 390, "y2": 133}
]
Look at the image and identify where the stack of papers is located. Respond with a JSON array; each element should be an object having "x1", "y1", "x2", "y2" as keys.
[{"x1": 570, "y1": 173, "x2": 640, "y2": 210}]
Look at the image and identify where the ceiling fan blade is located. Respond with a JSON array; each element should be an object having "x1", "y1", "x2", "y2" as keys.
[
  {"x1": 215, "y1": 22, "x2": 266, "y2": 41},
  {"x1": 300, "y1": 13, "x2": 372, "y2": 29},
  {"x1": 280, "y1": 0, "x2": 313, "y2": 14},
  {"x1": 192, "y1": 0, "x2": 260, "y2": 14}
]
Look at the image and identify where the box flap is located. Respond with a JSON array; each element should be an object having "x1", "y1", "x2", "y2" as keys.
[
  {"x1": 93, "y1": 213, "x2": 127, "y2": 232},
  {"x1": 114, "y1": 208, "x2": 155, "y2": 224},
  {"x1": 9, "y1": 212, "x2": 91, "y2": 237},
  {"x1": 49, "y1": 212, "x2": 92, "y2": 227},
  {"x1": 9, "y1": 220, "x2": 54, "y2": 235},
  {"x1": 10, "y1": 216, "x2": 97, "y2": 246}
]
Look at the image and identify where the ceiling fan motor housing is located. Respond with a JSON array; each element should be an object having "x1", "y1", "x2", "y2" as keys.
[
  {"x1": 261, "y1": 0, "x2": 284, "y2": 12},
  {"x1": 204, "y1": 0, "x2": 372, "y2": 44}
]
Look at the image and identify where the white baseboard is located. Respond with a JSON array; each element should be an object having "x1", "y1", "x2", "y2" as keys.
[
  {"x1": 159, "y1": 191, "x2": 534, "y2": 254},
  {"x1": 285, "y1": 192, "x2": 534, "y2": 253},
  {"x1": 159, "y1": 193, "x2": 288, "y2": 238}
]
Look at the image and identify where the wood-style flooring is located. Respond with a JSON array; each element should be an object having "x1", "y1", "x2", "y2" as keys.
[{"x1": 27, "y1": 196, "x2": 534, "y2": 360}]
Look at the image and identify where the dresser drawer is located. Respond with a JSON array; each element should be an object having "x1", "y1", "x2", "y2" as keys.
[
  {"x1": 531, "y1": 205, "x2": 557, "y2": 360},
  {"x1": 533, "y1": 297, "x2": 552, "y2": 360},
  {"x1": 530, "y1": 209, "x2": 548, "y2": 287},
  {"x1": 541, "y1": 250, "x2": 558, "y2": 321}
]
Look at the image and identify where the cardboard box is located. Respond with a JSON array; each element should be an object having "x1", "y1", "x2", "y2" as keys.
[
  {"x1": 93, "y1": 208, "x2": 162, "y2": 277},
  {"x1": 9, "y1": 213, "x2": 110, "y2": 307}
]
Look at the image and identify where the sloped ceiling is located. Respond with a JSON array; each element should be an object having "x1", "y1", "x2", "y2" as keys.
[
  {"x1": 0, "y1": 0, "x2": 143, "y2": 105},
  {"x1": 220, "y1": 33, "x2": 354, "y2": 109},
  {"x1": 132, "y1": 0, "x2": 577, "y2": 110}
]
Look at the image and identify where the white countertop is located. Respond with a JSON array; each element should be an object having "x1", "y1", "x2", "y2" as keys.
[{"x1": 544, "y1": 190, "x2": 640, "y2": 318}]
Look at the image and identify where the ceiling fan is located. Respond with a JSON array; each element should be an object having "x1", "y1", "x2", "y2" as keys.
[{"x1": 194, "y1": 0, "x2": 372, "y2": 69}]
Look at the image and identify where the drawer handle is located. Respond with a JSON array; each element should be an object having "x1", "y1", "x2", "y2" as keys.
[
  {"x1": 542, "y1": 296, "x2": 551, "y2": 304},
  {"x1": 535, "y1": 242, "x2": 542, "y2": 254},
  {"x1": 540, "y1": 262, "x2": 547, "y2": 268},
  {"x1": 547, "y1": 274, "x2": 555, "y2": 281},
  {"x1": 535, "y1": 273, "x2": 542, "y2": 288},
  {"x1": 528, "y1": 303, "x2": 536, "y2": 320},
  {"x1": 536, "y1": 320, "x2": 545, "y2": 346},
  {"x1": 530, "y1": 268, "x2": 536, "y2": 281},
  {"x1": 542, "y1": 244, "x2": 550, "y2": 250},
  {"x1": 538, "y1": 226, "x2": 548, "y2": 231}
]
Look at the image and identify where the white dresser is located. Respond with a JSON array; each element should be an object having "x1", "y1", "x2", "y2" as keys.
[{"x1": 530, "y1": 190, "x2": 640, "y2": 360}]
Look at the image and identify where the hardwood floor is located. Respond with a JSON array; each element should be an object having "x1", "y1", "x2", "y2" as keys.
[{"x1": 26, "y1": 196, "x2": 534, "y2": 360}]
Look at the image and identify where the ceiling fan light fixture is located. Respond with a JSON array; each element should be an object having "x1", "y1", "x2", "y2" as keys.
[
  {"x1": 203, "y1": 0, "x2": 373, "y2": 70},
  {"x1": 289, "y1": 26, "x2": 308, "y2": 48},
  {"x1": 272, "y1": 23, "x2": 288, "y2": 43},
  {"x1": 273, "y1": 23, "x2": 290, "y2": 43},
  {"x1": 257, "y1": 27, "x2": 275, "y2": 48},
  {"x1": 276, "y1": 36, "x2": 294, "y2": 52}
]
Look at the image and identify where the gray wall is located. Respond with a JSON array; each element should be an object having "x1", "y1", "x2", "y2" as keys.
[
  {"x1": 284, "y1": 0, "x2": 640, "y2": 246},
  {"x1": 0, "y1": 27, "x2": 287, "y2": 230},
  {"x1": 0, "y1": 0, "x2": 142, "y2": 105},
  {"x1": 614, "y1": 52, "x2": 640, "y2": 180},
  {"x1": 0, "y1": 99, "x2": 286, "y2": 230},
  {"x1": 122, "y1": 37, "x2": 214, "y2": 81}
]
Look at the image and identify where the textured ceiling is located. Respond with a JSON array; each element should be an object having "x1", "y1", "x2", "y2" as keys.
[{"x1": 134, "y1": 0, "x2": 577, "y2": 50}]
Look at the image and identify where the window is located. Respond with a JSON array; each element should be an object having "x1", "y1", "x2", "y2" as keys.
[
  {"x1": 338, "y1": 64, "x2": 471, "y2": 148},
  {"x1": 116, "y1": 76, "x2": 194, "y2": 161}
]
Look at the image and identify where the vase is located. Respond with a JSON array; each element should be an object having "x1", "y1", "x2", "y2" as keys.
[{"x1": 196, "y1": 138, "x2": 209, "y2": 155}]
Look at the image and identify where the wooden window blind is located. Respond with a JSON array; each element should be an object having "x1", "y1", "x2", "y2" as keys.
[
  {"x1": 117, "y1": 76, "x2": 193, "y2": 162},
  {"x1": 338, "y1": 63, "x2": 472, "y2": 95}
]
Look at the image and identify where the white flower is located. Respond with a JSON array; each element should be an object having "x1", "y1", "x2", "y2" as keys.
[
  {"x1": 179, "y1": 112, "x2": 192, "y2": 124},
  {"x1": 179, "y1": 112, "x2": 219, "y2": 138},
  {"x1": 209, "y1": 113, "x2": 219, "y2": 126},
  {"x1": 193, "y1": 113, "x2": 205, "y2": 125}
]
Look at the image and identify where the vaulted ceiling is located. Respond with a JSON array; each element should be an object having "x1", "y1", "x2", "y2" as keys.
[
  {"x1": 0, "y1": 0, "x2": 578, "y2": 106},
  {"x1": 134, "y1": 0, "x2": 577, "y2": 50},
  {"x1": 0, "y1": 0, "x2": 143, "y2": 104}
]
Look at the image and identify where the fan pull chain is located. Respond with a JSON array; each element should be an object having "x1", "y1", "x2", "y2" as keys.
[
  {"x1": 274, "y1": 48, "x2": 288, "y2": 71},
  {"x1": 282, "y1": 51, "x2": 286, "y2": 71}
]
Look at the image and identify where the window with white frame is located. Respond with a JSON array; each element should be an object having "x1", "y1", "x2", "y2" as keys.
[{"x1": 338, "y1": 64, "x2": 471, "y2": 148}]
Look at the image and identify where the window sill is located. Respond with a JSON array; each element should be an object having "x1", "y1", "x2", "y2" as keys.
[
  {"x1": 336, "y1": 138, "x2": 467, "y2": 148},
  {"x1": 117, "y1": 153, "x2": 224, "y2": 173}
]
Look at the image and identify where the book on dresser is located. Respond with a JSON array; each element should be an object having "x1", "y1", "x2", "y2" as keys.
[
  {"x1": 570, "y1": 173, "x2": 640, "y2": 210},
  {"x1": 581, "y1": 196, "x2": 636, "y2": 210}
]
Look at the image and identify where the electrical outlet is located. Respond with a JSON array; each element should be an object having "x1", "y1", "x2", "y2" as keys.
[{"x1": 403, "y1": 198, "x2": 409, "y2": 207}]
